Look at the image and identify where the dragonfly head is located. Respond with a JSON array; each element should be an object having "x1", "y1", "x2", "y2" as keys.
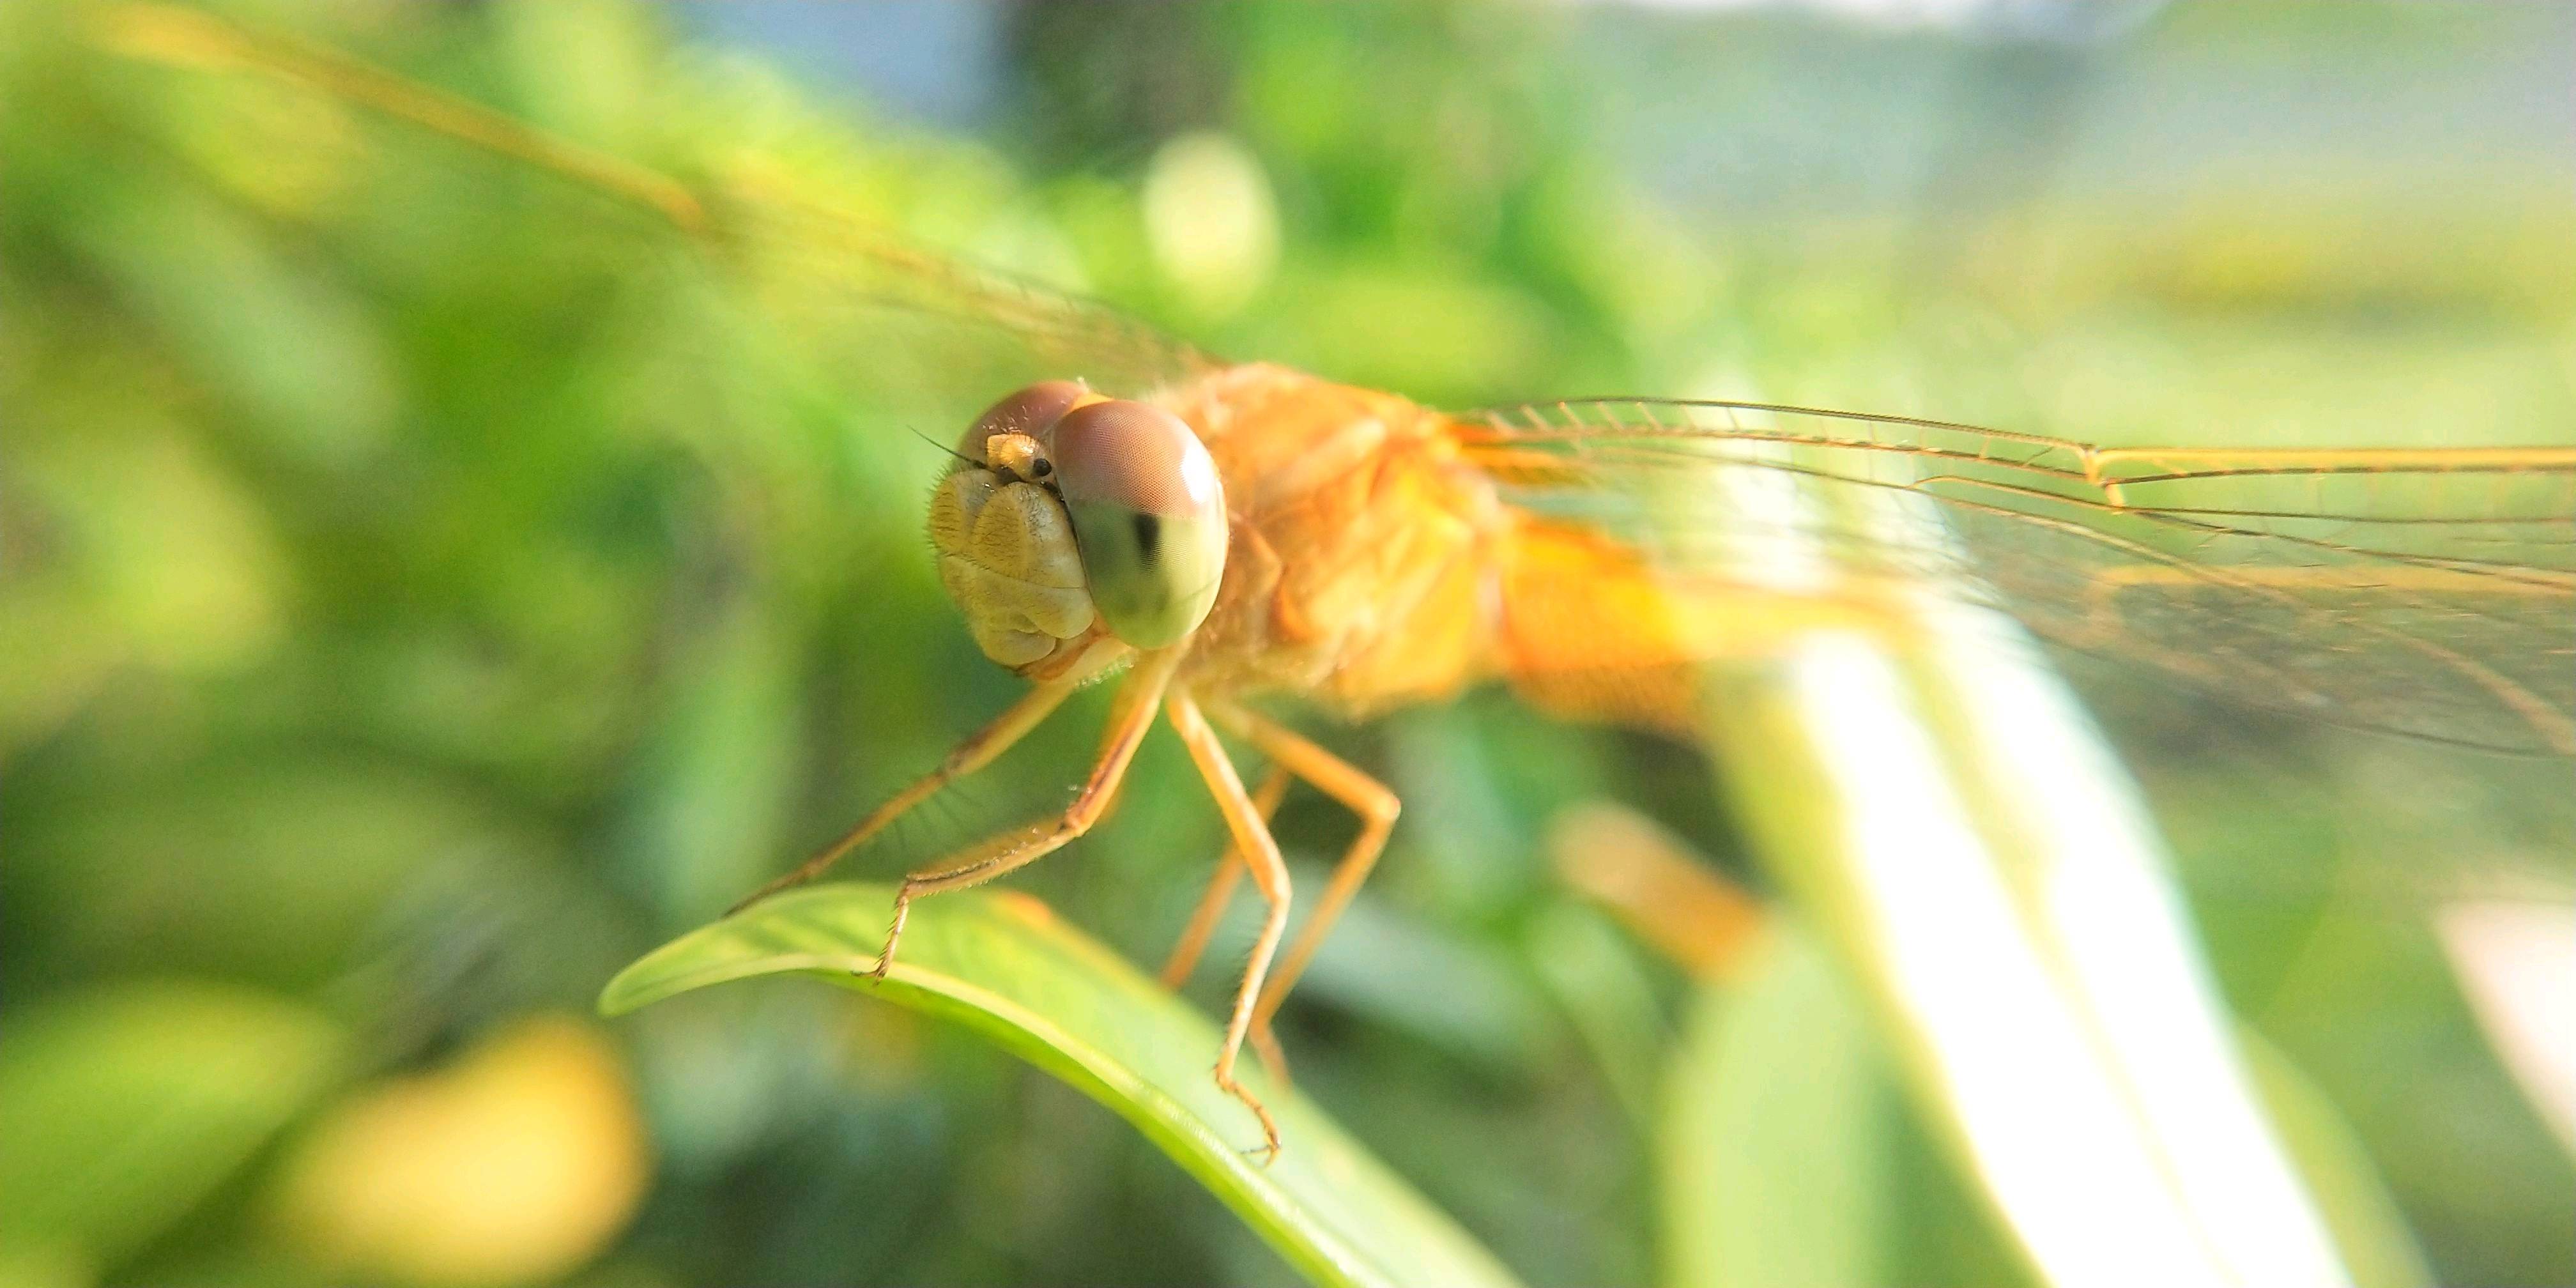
[{"x1": 928, "y1": 382, "x2": 1229, "y2": 673}]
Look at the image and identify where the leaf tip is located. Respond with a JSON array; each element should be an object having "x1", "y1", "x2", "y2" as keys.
[{"x1": 595, "y1": 968, "x2": 647, "y2": 1018}]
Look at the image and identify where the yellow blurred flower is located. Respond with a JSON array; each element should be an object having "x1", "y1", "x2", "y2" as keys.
[{"x1": 271, "y1": 1015, "x2": 650, "y2": 1287}]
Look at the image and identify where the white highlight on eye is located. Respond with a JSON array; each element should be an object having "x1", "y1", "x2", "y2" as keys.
[{"x1": 1176, "y1": 434, "x2": 1223, "y2": 509}]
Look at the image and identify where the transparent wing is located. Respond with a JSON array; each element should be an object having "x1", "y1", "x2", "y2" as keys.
[
  {"x1": 1457, "y1": 399, "x2": 2576, "y2": 755},
  {"x1": 721, "y1": 190, "x2": 1219, "y2": 401},
  {"x1": 98, "y1": 3, "x2": 1216, "y2": 408},
  {"x1": 109, "y1": 7, "x2": 2576, "y2": 753}
]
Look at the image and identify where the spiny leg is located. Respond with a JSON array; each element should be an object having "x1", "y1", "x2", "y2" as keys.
[
  {"x1": 1158, "y1": 764, "x2": 1291, "y2": 989},
  {"x1": 868, "y1": 648, "x2": 1180, "y2": 977},
  {"x1": 1166, "y1": 689, "x2": 1291, "y2": 1163},
  {"x1": 728, "y1": 677, "x2": 1079, "y2": 917},
  {"x1": 1207, "y1": 699, "x2": 1399, "y2": 1085}
]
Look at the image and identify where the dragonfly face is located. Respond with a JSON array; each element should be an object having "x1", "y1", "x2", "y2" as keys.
[{"x1": 928, "y1": 382, "x2": 1230, "y2": 673}]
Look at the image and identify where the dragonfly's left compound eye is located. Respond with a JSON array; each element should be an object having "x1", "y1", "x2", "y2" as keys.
[
  {"x1": 1051, "y1": 400, "x2": 1229, "y2": 650},
  {"x1": 956, "y1": 380, "x2": 1088, "y2": 466}
]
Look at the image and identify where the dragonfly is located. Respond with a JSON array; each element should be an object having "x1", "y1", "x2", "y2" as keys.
[{"x1": 105, "y1": 4, "x2": 2576, "y2": 1160}]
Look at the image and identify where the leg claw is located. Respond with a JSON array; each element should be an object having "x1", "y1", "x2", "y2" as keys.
[{"x1": 1215, "y1": 1070, "x2": 1282, "y2": 1167}]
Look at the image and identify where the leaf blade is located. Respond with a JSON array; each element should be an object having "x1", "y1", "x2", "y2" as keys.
[
  {"x1": 0, "y1": 981, "x2": 345, "y2": 1268},
  {"x1": 601, "y1": 883, "x2": 1522, "y2": 1288},
  {"x1": 1701, "y1": 608, "x2": 2359, "y2": 1287}
]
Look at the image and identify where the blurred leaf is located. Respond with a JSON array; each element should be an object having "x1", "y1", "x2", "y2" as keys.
[
  {"x1": 1657, "y1": 917, "x2": 2037, "y2": 1288},
  {"x1": 601, "y1": 884, "x2": 1524, "y2": 1288},
  {"x1": 17, "y1": 762, "x2": 523, "y2": 988},
  {"x1": 1524, "y1": 901, "x2": 1666, "y2": 1131},
  {"x1": 2435, "y1": 900, "x2": 2576, "y2": 1158},
  {"x1": 0, "y1": 1247, "x2": 91, "y2": 1288},
  {"x1": 618, "y1": 605, "x2": 800, "y2": 929},
  {"x1": 2239, "y1": 1030, "x2": 2434, "y2": 1288},
  {"x1": 13, "y1": 422, "x2": 288, "y2": 676},
  {"x1": 0, "y1": 981, "x2": 342, "y2": 1269},
  {"x1": 1659, "y1": 925, "x2": 1894, "y2": 1288},
  {"x1": 1702, "y1": 601, "x2": 2354, "y2": 1288},
  {"x1": 1285, "y1": 891, "x2": 1552, "y2": 1072},
  {"x1": 2143, "y1": 751, "x2": 2576, "y2": 1284},
  {"x1": 1657, "y1": 917, "x2": 2429, "y2": 1288}
]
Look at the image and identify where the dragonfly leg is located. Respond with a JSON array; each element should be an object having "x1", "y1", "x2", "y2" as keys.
[
  {"x1": 726, "y1": 677, "x2": 1081, "y2": 917},
  {"x1": 1548, "y1": 801, "x2": 1766, "y2": 981},
  {"x1": 1166, "y1": 689, "x2": 1289, "y2": 1164},
  {"x1": 1206, "y1": 699, "x2": 1400, "y2": 1089},
  {"x1": 1157, "y1": 764, "x2": 1291, "y2": 988},
  {"x1": 864, "y1": 648, "x2": 1180, "y2": 979}
]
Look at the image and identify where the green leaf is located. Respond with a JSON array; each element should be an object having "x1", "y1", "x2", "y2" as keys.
[
  {"x1": 1701, "y1": 603, "x2": 2357, "y2": 1287},
  {"x1": 2239, "y1": 1031, "x2": 2434, "y2": 1288},
  {"x1": 600, "y1": 883, "x2": 1524, "y2": 1288},
  {"x1": 1662, "y1": 920, "x2": 2430, "y2": 1288},
  {"x1": 0, "y1": 981, "x2": 344, "y2": 1268},
  {"x1": 1660, "y1": 926, "x2": 1894, "y2": 1288},
  {"x1": 1659, "y1": 921, "x2": 2037, "y2": 1288}
]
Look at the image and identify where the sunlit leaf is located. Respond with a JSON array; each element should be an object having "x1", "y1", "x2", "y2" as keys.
[
  {"x1": 1701, "y1": 597, "x2": 2358, "y2": 1288},
  {"x1": 2436, "y1": 900, "x2": 2576, "y2": 1157},
  {"x1": 600, "y1": 884, "x2": 1524, "y2": 1288},
  {"x1": 2239, "y1": 1030, "x2": 2434, "y2": 1288},
  {"x1": 1657, "y1": 919, "x2": 2428, "y2": 1288}
]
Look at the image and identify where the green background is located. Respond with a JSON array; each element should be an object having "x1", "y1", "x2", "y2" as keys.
[{"x1": 4, "y1": 2, "x2": 2570, "y2": 1285}]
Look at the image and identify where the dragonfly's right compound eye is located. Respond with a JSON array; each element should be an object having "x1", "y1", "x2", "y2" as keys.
[{"x1": 1050, "y1": 400, "x2": 1229, "y2": 650}]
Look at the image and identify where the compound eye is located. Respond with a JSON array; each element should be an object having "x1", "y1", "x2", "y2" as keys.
[
  {"x1": 1050, "y1": 400, "x2": 1228, "y2": 649},
  {"x1": 956, "y1": 381, "x2": 1088, "y2": 466}
]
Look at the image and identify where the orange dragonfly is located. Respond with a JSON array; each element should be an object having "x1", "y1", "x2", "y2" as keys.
[{"x1": 107, "y1": 4, "x2": 2576, "y2": 1160}]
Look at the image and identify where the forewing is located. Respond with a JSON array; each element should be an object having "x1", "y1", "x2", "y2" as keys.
[
  {"x1": 98, "y1": 4, "x2": 1216, "y2": 410},
  {"x1": 1457, "y1": 399, "x2": 2576, "y2": 755},
  {"x1": 107, "y1": 8, "x2": 2576, "y2": 752}
]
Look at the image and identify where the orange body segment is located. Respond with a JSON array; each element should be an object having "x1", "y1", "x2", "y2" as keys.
[{"x1": 1154, "y1": 364, "x2": 1905, "y2": 737}]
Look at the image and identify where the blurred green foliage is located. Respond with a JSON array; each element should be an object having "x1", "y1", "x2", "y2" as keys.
[{"x1": 3, "y1": 1, "x2": 2570, "y2": 1285}]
